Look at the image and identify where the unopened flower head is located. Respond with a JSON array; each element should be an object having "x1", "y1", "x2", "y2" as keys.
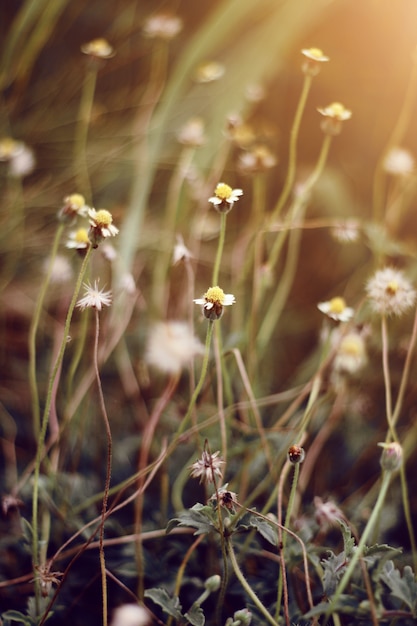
[
  {"x1": 194, "y1": 286, "x2": 236, "y2": 320},
  {"x1": 194, "y1": 61, "x2": 225, "y2": 83},
  {"x1": 110, "y1": 604, "x2": 151, "y2": 626},
  {"x1": 59, "y1": 193, "x2": 89, "y2": 222},
  {"x1": 317, "y1": 296, "x2": 354, "y2": 322},
  {"x1": 208, "y1": 183, "x2": 243, "y2": 214},
  {"x1": 76, "y1": 280, "x2": 112, "y2": 311},
  {"x1": 301, "y1": 47, "x2": 329, "y2": 76},
  {"x1": 88, "y1": 208, "x2": 119, "y2": 247},
  {"x1": 238, "y1": 144, "x2": 277, "y2": 174},
  {"x1": 287, "y1": 445, "x2": 305, "y2": 464},
  {"x1": 143, "y1": 13, "x2": 183, "y2": 40},
  {"x1": 81, "y1": 38, "x2": 115, "y2": 59},
  {"x1": 366, "y1": 266, "x2": 416, "y2": 316},
  {"x1": 189, "y1": 450, "x2": 224, "y2": 484},
  {"x1": 317, "y1": 102, "x2": 352, "y2": 135},
  {"x1": 379, "y1": 441, "x2": 403, "y2": 472},
  {"x1": 383, "y1": 147, "x2": 415, "y2": 176},
  {"x1": 146, "y1": 321, "x2": 204, "y2": 375}
]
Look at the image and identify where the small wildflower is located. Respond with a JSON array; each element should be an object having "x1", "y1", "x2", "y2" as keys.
[
  {"x1": 301, "y1": 47, "x2": 329, "y2": 75},
  {"x1": 317, "y1": 297, "x2": 354, "y2": 322},
  {"x1": 100, "y1": 242, "x2": 118, "y2": 262},
  {"x1": 66, "y1": 227, "x2": 90, "y2": 251},
  {"x1": 0, "y1": 137, "x2": 35, "y2": 177},
  {"x1": 177, "y1": 117, "x2": 206, "y2": 147},
  {"x1": 194, "y1": 60, "x2": 225, "y2": 83},
  {"x1": 238, "y1": 144, "x2": 277, "y2": 174},
  {"x1": 88, "y1": 208, "x2": 119, "y2": 247},
  {"x1": 120, "y1": 272, "x2": 136, "y2": 295},
  {"x1": 172, "y1": 234, "x2": 193, "y2": 265},
  {"x1": 146, "y1": 321, "x2": 204, "y2": 375},
  {"x1": 383, "y1": 147, "x2": 415, "y2": 176},
  {"x1": 366, "y1": 266, "x2": 416, "y2": 316},
  {"x1": 189, "y1": 450, "x2": 224, "y2": 484},
  {"x1": 142, "y1": 13, "x2": 182, "y2": 40},
  {"x1": 287, "y1": 445, "x2": 305, "y2": 464},
  {"x1": 43, "y1": 254, "x2": 73, "y2": 284},
  {"x1": 59, "y1": 193, "x2": 89, "y2": 223},
  {"x1": 245, "y1": 82, "x2": 265, "y2": 103},
  {"x1": 333, "y1": 331, "x2": 367, "y2": 375},
  {"x1": 210, "y1": 486, "x2": 238, "y2": 511},
  {"x1": 317, "y1": 102, "x2": 352, "y2": 135},
  {"x1": 81, "y1": 38, "x2": 115, "y2": 59},
  {"x1": 225, "y1": 116, "x2": 256, "y2": 148},
  {"x1": 194, "y1": 286, "x2": 236, "y2": 320},
  {"x1": 331, "y1": 219, "x2": 360, "y2": 244},
  {"x1": 208, "y1": 183, "x2": 243, "y2": 214},
  {"x1": 110, "y1": 604, "x2": 151, "y2": 626},
  {"x1": 33, "y1": 565, "x2": 64, "y2": 598},
  {"x1": 2, "y1": 494, "x2": 24, "y2": 516},
  {"x1": 314, "y1": 496, "x2": 344, "y2": 529},
  {"x1": 379, "y1": 442, "x2": 403, "y2": 472},
  {"x1": 76, "y1": 280, "x2": 112, "y2": 311}
]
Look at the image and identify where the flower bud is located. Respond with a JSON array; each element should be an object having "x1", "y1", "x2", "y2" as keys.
[{"x1": 379, "y1": 442, "x2": 403, "y2": 472}]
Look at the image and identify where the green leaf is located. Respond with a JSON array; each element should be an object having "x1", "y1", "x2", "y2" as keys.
[
  {"x1": 338, "y1": 519, "x2": 356, "y2": 559},
  {"x1": 144, "y1": 588, "x2": 184, "y2": 621},
  {"x1": 248, "y1": 515, "x2": 277, "y2": 546},
  {"x1": 166, "y1": 504, "x2": 217, "y2": 536},
  {"x1": 1, "y1": 610, "x2": 34, "y2": 626},
  {"x1": 380, "y1": 561, "x2": 417, "y2": 615},
  {"x1": 321, "y1": 550, "x2": 347, "y2": 597},
  {"x1": 185, "y1": 604, "x2": 205, "y2": 626}
]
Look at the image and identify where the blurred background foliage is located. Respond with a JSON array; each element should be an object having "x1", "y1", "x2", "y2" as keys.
[{"x1": 2, "y1": 0, "x2": 417, "y2": 623}]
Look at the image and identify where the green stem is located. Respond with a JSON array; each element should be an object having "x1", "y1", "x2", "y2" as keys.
[
  {"x1": 212, "y1": 212, "x2": 227, "y2": 286},
  {"x1": 176, "y1": 321, "x2": 214, "y2": 436},
  {"x1": 275, "y1": 462, "x2": 301, "y2": 621},
  {"x1": 74, "y1": 65, "x2": 98, "y2": 203},
  {"x1": 326, "y1": 470, "x2": 392, "y2": 618},
  {"x1": 28, "y1": 222, "x2": 65, "y2": 438},
  {"x1": 31, "y1": 245, "x2": 93, "y2": 605},
  {"x1": 270, "y1": 73, "x2": 313, "y2": 222},
  {"x1": 227, "y1": 535, "x2": 279, "y2": 626}
]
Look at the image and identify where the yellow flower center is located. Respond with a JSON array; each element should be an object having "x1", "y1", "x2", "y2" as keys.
[
  {"x1": 340, "y1": 335, "x2": 363, "y2": 357},
  {"x1": 214, "y1": 183, "x2": 233, "y2": 201},
  {"x1": 75, "y1": 228, "x2": 89, "y2": 243},
  {"x1": 204, "y1": 286, "x2": 225, "y2": 305},
  {"x1": 309, "y1": 48, "x2": 324, "y2": 59},
  {"x1": 386, "y1": 280, "x2": 399, "y2": 295},
  {"x1": 329, "y1": 102, "x2": 346, "y2": 116},
  {"x1": 0, "y1": 137, "x2": 18, "y2": 157},
  {"x1": 94, "y1": 209, "x2": 113, "y2": 226},
  {"x1": 328, "y1": 297, "x2": 346, "y2": 314},
  {"x1": 67, "y1": 194, "x2": 85, "y2": 209}
]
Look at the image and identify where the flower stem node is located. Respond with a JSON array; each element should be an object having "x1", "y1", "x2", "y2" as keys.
[
  {"x1": 208, "y1": 183, "x2": 243, "y2": 214},
  {"x1": 379, "y1": 442, "x2": 403, "y2": 472},
  {"x1": 194, "y1": 286, "x2": 236, "y2": 320},
  {"x1": 287, "y1": 445, "x2": 305, "y2": 464}
]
